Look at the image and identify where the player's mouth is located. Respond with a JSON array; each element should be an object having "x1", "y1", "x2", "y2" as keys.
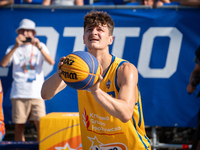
[{"x1": 89, "y1": 38, "x2": 99, "y2": 41}]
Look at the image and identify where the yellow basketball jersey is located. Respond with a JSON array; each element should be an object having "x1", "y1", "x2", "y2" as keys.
[{"x1": 77, "y1": 56, "x2": 151, "y2": 150}]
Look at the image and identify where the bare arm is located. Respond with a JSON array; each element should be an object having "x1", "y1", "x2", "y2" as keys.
[
  {"x1": 0, "y1": 45, "x2": 17, "y2": 67},
  {"x1": 89, "y1": 63, "x2": 137, "y2": 123},
  {"x1": 41, "y1": 57, "x2": 66, "y2": 100},
  {"x1": 1, "y1": 34, "x2": 54, "y2": 67},
  {"x1": 42, "y1": 0, "x2": 51, "y2": 5},
  {"x1": 32, "y1": 38, "x2": 55, "y2": 65},
  {"x1": 180, "y1": 0, "x2": 200, "y2": 6},
  {"x1": 0, "y1": 0, "x2": 14, "y2": 7},
  {"x1": 187, "y1": 63, "x2": 200, "y2": 94},
  {"x1": 40, "y1": 48, "x2": 55, "y2": 65},
  {"x1": 0, "y1": 34, "x2": 25, "y2": 67},
  {"x1": 41, "y1": 72, "x2": 66, "y2": 99},
  {"x1": 75, "y1": 0, "x2": 83, "y2": 5},
  {"x1": 156, "y1": 1, "x2": 164, "y2": 6}
]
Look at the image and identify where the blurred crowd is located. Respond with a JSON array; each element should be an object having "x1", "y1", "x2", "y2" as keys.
[
  {"x1": 128, "y1": 0, "x2": 200, "y2": 7},
  {"x1": 0, "y1": 0, "x2": 200, "y2": 7}
]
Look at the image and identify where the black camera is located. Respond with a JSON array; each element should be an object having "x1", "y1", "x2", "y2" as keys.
[
  {"x1": 23, "y1": 37, "x2": 32, "y2": 43},
  {"x1": 191, "y1": 76, "x2": 200, "y2": 87}
]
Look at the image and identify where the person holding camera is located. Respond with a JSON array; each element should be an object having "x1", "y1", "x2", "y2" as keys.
[{"x1": 0, "y1": 18, "x2": 55, "y2": 141}]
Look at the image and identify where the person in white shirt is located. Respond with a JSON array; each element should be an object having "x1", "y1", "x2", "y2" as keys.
[{"x1": 0, "y1": 18, "x2": 55, "y2": 141}]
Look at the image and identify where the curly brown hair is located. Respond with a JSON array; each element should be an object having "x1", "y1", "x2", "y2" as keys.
[{"x1": 83, "y1": 11, "x2": 115, "y2": 36}]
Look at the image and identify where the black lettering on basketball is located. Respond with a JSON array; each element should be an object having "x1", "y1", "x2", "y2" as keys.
[
  {"x1": 61, "y1": 71, "x2": 78, "y2": 79},
  {"x1": 70, "y1": 72, "x2": 77, "y2": 79},
  {"x1": 63, "y1": 58, "x2": 75, "y2": 66}
]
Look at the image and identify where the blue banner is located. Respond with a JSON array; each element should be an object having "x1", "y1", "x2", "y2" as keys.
[{"x1": 1, "y1": 7, "x2": 200, "y2": 127}]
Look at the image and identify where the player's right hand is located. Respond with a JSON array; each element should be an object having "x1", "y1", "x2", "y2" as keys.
[{"x1": 57, "y1": 56, "x2": 66, "y2": 76}]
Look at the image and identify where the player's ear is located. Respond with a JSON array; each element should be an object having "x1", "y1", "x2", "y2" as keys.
[{"x1": 108, "y1": 36, "x2": 113, "y2": 45}]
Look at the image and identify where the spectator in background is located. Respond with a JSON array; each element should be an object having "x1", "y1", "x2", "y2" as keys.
[
  {"x1": 180, "y1": 0, "x2": 200, "y2": 6},
  {"x1": 156, "y1": 0, "x2": 171, "y2": 6},
  {"x1": 0, "y1": 79, "x2": 5, "y2": 142},
  {"x1": 42, "y1": 0, "x2": 83, "y2": 6},
  {"x1": 140, "y1": 0, "x2": 155, "y2": 6},
  {"x1": 0, "y1": 19, "x2": 55, "y2": 141},
  {"x1": 156, "y1": 0, "x2": 180, "y2": 6},
  {"x1": 126, "y1": 0, "x2": 155, "y2": 6}
]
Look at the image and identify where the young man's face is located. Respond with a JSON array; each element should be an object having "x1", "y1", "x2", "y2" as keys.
[{"x1": 83, "y1": 24, "x2": 113, "y2": 51}]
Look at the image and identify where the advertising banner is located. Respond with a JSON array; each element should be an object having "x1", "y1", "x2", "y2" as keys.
[{"x1": 0, "y1": 7, "x2": 200, "y2": 127}]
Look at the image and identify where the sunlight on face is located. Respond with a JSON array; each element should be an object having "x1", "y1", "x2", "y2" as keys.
[{"x1": 83, "y1": 24, "x2": 113, "y2": 51}]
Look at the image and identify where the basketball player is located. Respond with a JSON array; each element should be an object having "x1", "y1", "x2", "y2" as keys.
[{"x1": 41, "y1": 11, "x2": 151, "y2": 149}]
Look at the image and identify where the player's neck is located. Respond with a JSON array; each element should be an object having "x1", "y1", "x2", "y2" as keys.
[
  {"x1": 88, "y1": 47, "x2": 112, "y2": 75},
  {"x1": 97, "y1": 53, "x2": 112, "y2": 77},
  {"x1": 88, "y1": 47, "x2": 109, "y2": 57}
]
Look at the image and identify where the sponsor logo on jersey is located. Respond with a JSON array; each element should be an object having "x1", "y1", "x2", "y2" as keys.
[
  {"x1": 88, "y1": 136, "x2": 127, "y2": 150},
  {"x1": 106, "y1": 79, "x2": 111, "y2": 89}
]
